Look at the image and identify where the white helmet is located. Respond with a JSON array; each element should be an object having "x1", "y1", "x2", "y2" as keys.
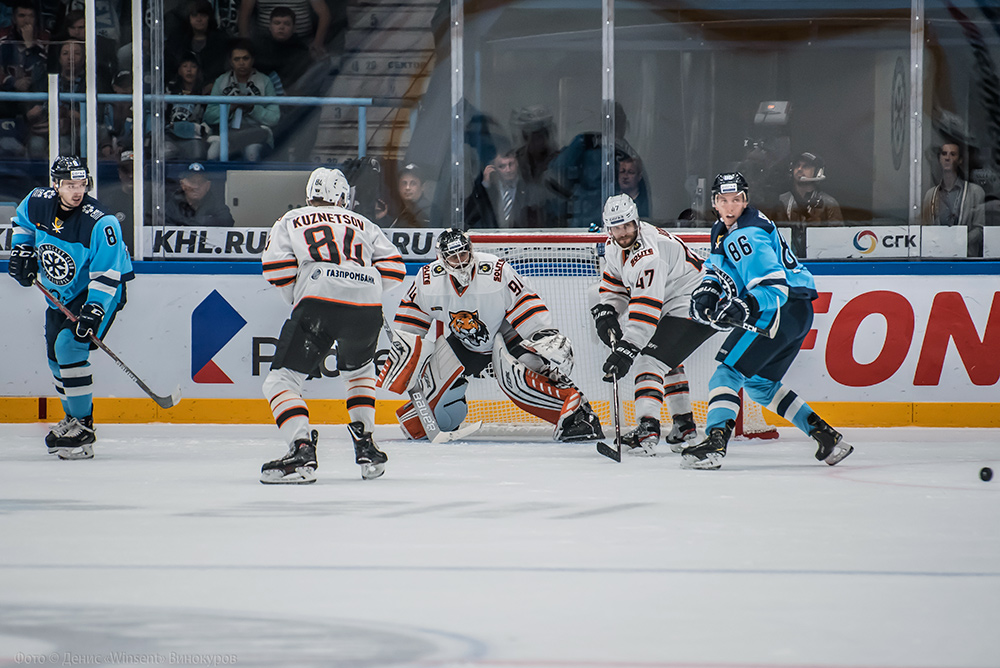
[
  {"x1": 602, "y1": 194, "x2": 638, "y2": 229},
  {"x1": 306, "y1": 167, "x2": 352, "y2": 207}
]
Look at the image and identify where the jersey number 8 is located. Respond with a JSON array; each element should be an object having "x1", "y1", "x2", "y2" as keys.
[{"x1": 305, "y1": 225, "x2": 364, "y2": 265}]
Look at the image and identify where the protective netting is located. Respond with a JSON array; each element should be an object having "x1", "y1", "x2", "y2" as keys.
[{"x1": 464, "y1": 233, "x2": 778, "y2": 439}]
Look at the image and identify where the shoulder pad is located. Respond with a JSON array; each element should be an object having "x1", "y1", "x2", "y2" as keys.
[
  {"x1": 737, "y1": 207, "x2": 775, "y2": 233},
  {"x1": 31, "y1": 187, "x2": 57, "y2": 200}
]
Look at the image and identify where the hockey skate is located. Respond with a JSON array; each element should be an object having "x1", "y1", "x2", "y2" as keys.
[
  {"x1": 45, "y1": 415, "x2": 74, "y2": 454},
  {"x1": 680, "y1": 419, "x2": 734, "y2": 470},
  {"x1": 260, "y1": 430, "x2": 318, "y2": 484},
  {"x1": 620, "y1": 417, "x2": 660, "y2": 456},
  {"x1": 665, "y1": 412, "x2": 699, "y2": 453},
  {"x1": 556, "y1": 402, "x2": 604, "y2": 442},
  {"x1": 348, "y1": 421, "x2": 387, "y2": 480},
  {"x1": 53, "y1": 416, "x2": 96, "y2": 460},
  {"x1": 808, "y1": 413, "x2": 854, "y2": 466}
]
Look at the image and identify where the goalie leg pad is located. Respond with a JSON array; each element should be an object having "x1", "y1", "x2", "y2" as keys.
[
  {"x1": 492, "y1": 338, "x2": 579, "y2": 426},
  {"x1": 395, "y1": 336, "x2": 467, "y2": 439},
  {"x1": 377, "y1": 329, "x2": 429, "y2": 394}
]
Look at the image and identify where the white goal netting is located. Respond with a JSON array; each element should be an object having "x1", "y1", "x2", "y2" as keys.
[{"x1": 463, "y1": 232, "x2": 778, "y2": 439}]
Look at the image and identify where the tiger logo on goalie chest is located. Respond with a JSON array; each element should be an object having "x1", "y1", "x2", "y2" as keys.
[{"x1": 449, "y1": 310, "x2": 490, "y2": 347}]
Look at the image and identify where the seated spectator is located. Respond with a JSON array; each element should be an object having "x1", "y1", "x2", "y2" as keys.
[
  {"x1": 24, "y1": 40, "x2": 85, "y2": 159},
  {"x1": 164, "y1": 52, "x2": 212, "y2": 160},
  {"x1": 166, "y1": 0, "x2": 231, "y2": 87},
  {"x1": 775, "y1": 152, "x2": 843, "y2": 257},
  {"x1": 46, "y1": 9, "x2": 116, "y2": 92},
  {"x1": 98, "y1": 70, "x2": 134, "y2": 158},
  {"x1": 255, "y1": 6, "x2": 312, "y2": 94},
  {"x1": 203, "y1": 39, "x2": 280, "y2": 162},
  {"x1": 922, "y1": 142, "x2": 986, "y2": 257},
  {"x1": 617, "y1": 155, "x2": 650, "y2": 218},
  {"x1": 0, "y1": 0, "x2": 48, "y2": 156},
  {"x1": 163, "y1": 162, "x2": 235, "y2": 227},
  {"x1": 388, "y1": 162, "x2": 431, "y2": 228},
  {"x1": 238, "y1": 0, "x2": 331, "y2": 59},
  {"x1": 98, "y1": 149, "x2": 141, "y2": 251},
  {"x1": 465, "y1": 146, "x2": 528, "y2": 229}
]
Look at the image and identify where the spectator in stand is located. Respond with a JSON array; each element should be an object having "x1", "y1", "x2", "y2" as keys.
[
  {"x1": 239, "y1": 0, "x2": 331, "y2": 59},
  {"x1": 922, "y1": 142, "x2": 986, "y2": 257},
  {"x1": 46, "y1": 10, "x2": 116, "y2": 92},
  {"x1": 25, "y1": 40, "x2": 85, "y2": 159},
  {"x1": 98, "y1": 150, "x2": 141, "y2": 251},
  {"x1": 166, "y1": 0, "x2": 230, "y2": 88},
  {"x1": 617, "y1": 154, "x2": 650, "y2": 219},
  {"x1": 165, "y1": 51, "x2": 212, "y2": 160},
  {"x1": 388, "y1": 162, "x2": 431, "y2": 228},
  {"x1": 0, "y1": 0, "x2": 48, "y2": 156},
  {"x1": 163, "y1": 162, "x2": 235, "y2": 227},
  {"x1": 98, "y1": 70, "x2": 133, "y2": 158},
  {"x1": 775, "y1": 152, "x2": 844, "y2": 258},
  {"x1": 465, "y1": 146, "x2": 528, "y2": 229},
  {"x1": 204, "y1": 39, "x2": 280, "y2": 162},
  {"x1": 255, "y1": 6, "x2": 312, "y2": 94}
]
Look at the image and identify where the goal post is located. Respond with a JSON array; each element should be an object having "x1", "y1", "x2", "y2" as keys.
[{"x1": 463, "y1": 231, "x2": 779, "y2": 439}]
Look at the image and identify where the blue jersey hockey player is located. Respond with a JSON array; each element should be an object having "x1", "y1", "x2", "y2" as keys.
[
  {"x1": 680, "y1": 171, "x2": 853, "y2": 470},
  {"x1": 7, "y1": 156, "x2": 135, "y2": 460}
]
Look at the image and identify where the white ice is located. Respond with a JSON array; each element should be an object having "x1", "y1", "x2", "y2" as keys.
[{"x1": 0, "y1": 423, "x2": 998, "y2": 668}]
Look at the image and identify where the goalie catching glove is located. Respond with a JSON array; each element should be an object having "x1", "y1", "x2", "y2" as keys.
[
  {"x1": 8, "y1": 244, "x2": 38, "y2": 288},
  {"x1": 602, "y1": 338, "x2": 640, "y2": 381},
  {"x1": 523, "y1": 328, "x2": 574, "y2": 378},
  {"x1": 74, "y1": 302, "x2": 105, "y2": 342},
  {"x1": 590, "y1": 303, "x2": 622, "y2": 349}
]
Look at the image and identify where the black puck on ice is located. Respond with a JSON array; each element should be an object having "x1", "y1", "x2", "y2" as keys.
[{"x1": 981, "y1": 467, "x2": 993, "y2": 482}]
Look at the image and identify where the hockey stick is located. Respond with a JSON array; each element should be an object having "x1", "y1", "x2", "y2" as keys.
[
  {"x1": 380, "y1": 317, "x2": 482, "y2": 444},
  {"x1": 35, "y1": 281, "x2": 182, "y2": 409},
  {"x1": 596, "y1": 332, "x2": 623, "y2": 462},
  {"x1": 705, "y1": 267, "x2": 777, "y2": 339}
]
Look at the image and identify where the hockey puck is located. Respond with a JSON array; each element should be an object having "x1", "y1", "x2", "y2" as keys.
[{"x1": 981, "y1": 467, "x2": 993, "y2": 482}]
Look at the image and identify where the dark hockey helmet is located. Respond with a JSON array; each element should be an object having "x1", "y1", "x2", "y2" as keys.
[
  {"x1": 51, "y1": 155, "x2": 92, "y2": 189},
  {"x1": 436, "y1": 228, "x2": 475, "y2": 285},
  {"x1": 711, "y1": 172, "x2": 748, "y2": 202}
]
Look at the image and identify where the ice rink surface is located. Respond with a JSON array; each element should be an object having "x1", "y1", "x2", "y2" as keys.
[{"x1": 0, "y1": 423, "x2": 997, "y2": 668}]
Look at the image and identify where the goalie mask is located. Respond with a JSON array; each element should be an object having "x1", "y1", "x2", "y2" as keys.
[
  {"x1": 437, "y1": 228, "x2": 475, "y2": 285},
  {"x1": 306, "y1": 167, "x2": 353, "y2": 208}
]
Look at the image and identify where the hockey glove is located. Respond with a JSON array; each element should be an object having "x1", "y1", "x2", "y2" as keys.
[
  {"x1": 713, "y1": 293, "x2": 758, "y2": 331},
  {"x1": 74, "y1": 302, "x2": 105, "y2": 342},
  {"x1": 8, "y1": 244, "x2": 38, "y2": 288},
  {"x1": 527, "y1": 329, "x2": 574, "y2": 377},
  {"x1": 590, "y1": 303, "x2": 622, "y2": 349},
  {"x1": 602, "y1": 339, "x2": 640, "y2": 382},
  {"x1": 690, "y1": 280, "x2": 724, "y2": 325}
]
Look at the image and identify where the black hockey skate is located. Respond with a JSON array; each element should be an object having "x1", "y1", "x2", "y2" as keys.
[
  {"x1": 680, "y1": 419, "x2": 734, "y2": 470},
  {"x1": 260, "y1": 430, "x2": 318, "y2": 484},
  {"x1": 620, "y1": 416, "x2": 660, "y2": 456},
  {"x1": 348, "y1": 421, "x2": 387, "y2": 480},
  {"x1": 808, "y1": 413, "x2": 854, "y2": 466},
  {"x1": 53, "y1": 416, "x2": 96, "y2": 460},
  {"x1": 665, "y1": 412, "x2": 699, "y2": 453},
  {"x1": 46, "y1": 415, "x2": 74, "y2": 454},
  {"x1": 556, "y1": 402, "x2": 604, "y2": 442}
]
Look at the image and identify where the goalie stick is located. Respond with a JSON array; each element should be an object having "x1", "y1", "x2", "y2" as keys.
[
  {"x1": 705, "y1": 267, "x2": 777, "y2": 339},
  {"x1": 35, "y1": 281, "x2": 182, "y2": 409},
  {"x1": 380, "y1": 317, "x2": 482, "y2": 444},
  {"x1": 596, "y1": 331, "x2": 623, "y2": 462}
]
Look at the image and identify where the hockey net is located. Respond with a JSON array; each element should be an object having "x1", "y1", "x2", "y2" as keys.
[{"x1": 462, "y1": 232, "x2": 778, "y2": 439}]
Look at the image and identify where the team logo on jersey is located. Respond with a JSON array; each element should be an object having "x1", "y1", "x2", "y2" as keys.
[
  {"x1": 37, "y1": 244, "x2": 75, "y2": 285},
  {"x1": 191, "y1": 290, "x2": 247, "y2": 384},
  {"x1": 52, "y1": 218, "x2": 64, "y2": 233},
  {"x1": 449, "y1": 310, "x2": 489, "y2": 347}
]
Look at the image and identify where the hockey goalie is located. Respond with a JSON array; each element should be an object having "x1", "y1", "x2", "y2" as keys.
[{"x1": 378, "y1": 228, "x2": 605, "y2": 442}]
